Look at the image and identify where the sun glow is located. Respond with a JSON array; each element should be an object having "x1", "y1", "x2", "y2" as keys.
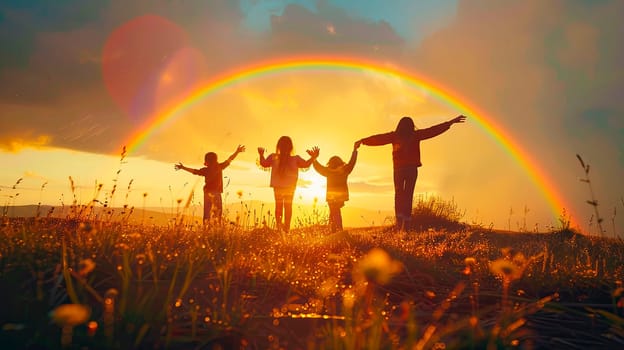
[{"x1": 297, "y1": 171, "x2": 330, "y2": 204}]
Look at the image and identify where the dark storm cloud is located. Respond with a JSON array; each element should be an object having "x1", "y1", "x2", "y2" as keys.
[
  {"x1": 411, "y1": 0, "x2": 624, "y2": 162},
  {"x1": 268, "y1": 2, "x2": 404, "y2": 57},
  {"x1": 0, "y1": 0, "x2": 246, "y2": 154},
  {"x1": 409, "y1": 0, "x2": 624, "y2": 226},
  {"x1": 0, "y1": 0, "x2": 406, "y2": 155},
  {"x1": 0, "y1": 0, "x2": 107, "y2": 69}
]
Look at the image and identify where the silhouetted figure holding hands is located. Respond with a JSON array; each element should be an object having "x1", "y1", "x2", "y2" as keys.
[
  {"x1": 258, "y1": 136, "x2": 318, "y2": 232},
  {"x1": 358, "y1": 115, "x2": 466, "y2": 231},
  {"x1": 175, "y1": 144, "x2": 245, "y2": 225},
  {"x1": 310, "y1": 142, "x2": 359, "y2": 232}
]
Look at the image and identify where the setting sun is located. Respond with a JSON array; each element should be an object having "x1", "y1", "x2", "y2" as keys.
[{"x1": 298, "y1": 170, "x2": 331, "y2": 204}]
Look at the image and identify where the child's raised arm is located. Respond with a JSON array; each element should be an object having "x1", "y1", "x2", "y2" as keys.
[
  {"x1": 344, "y1": 142, "x2": 360, "y2": 174},
  {"x1": 174, "y1": 162, "x2": 196, "y2": 175},
  {"x1": 257, "y1": 147, "x2": 272, "y2": 167},
  {"x1": 311, "y1": 148, "x2": 329, "y2": 176},
  {"x1": 225, "y1": 144, "x2": 245, "y2": 164},
  {"x1": 300, "y1": 146, "x2": 320, "y2": 168}
]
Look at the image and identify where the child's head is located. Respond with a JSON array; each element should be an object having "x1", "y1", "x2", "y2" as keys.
[
  {"x1": 276, "y1": 136, "x2": 293, "y2": 155},
  {"x1": 395, "y1": 116, "x2": 415, "y2": 138},
  {"x1": 204, "y1": 152, "x2": 217, "y2": 166},
  {"x1": 327, "y1": 156, "x2": 345, "y2": 169}
]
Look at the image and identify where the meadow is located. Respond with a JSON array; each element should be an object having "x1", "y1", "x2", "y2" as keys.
[{"x1": 1, "y1": 195, "x2": 624, "y2": 350}]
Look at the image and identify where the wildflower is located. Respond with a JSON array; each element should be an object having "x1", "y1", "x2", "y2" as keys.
[
  {"x1": 87, "y1": 321, "x2": 98, "y2": 336},
  {"x1": 317, "y1": 277, "x2": 339, "y2": 298},
  {"x1": 136, "y1": 253, "x2": 146, "y2": 265},
  {"x1": 489, "y1": 258, "x2": 523, "y2": 281},
  {"x1": 464, "y1": 257, "x2": 477, "y2": 275},
  {"x1": 114, "y1": 243, "x2": 130, "y2": 251},
  {"x1": 342, "y1": 288, "x2": 356, "y2": 309},
  {"x1": 50, "y1": 304, "x2": 91, "y2": 347},
  {"x1": 512, "y1": 252, "x2": 526, "y2": 266},
  {"x1": 103, "y1": 289, "x2": 118, "y2": 339},
  {"x1": 236, "y1": 190, "x2": 243, "y2": 199},
  {"x1": 105, "y1": 288, "x2": 119, "y2": 300},
  {"x1": 50, "y1": 304, "x2": 91, "y2": 327},
  {"x1": 354, "y1": 248, "x2": 402, "y2": 286},
  {"x1": 78, "y1": 258, "x2": 96, "y2": 277}
]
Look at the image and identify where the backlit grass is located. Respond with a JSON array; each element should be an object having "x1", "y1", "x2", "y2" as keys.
[{"x1": 1, "y1": 207, "x2": 624, "y2": 349}]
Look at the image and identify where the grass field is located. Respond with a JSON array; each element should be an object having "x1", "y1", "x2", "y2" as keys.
[{"x1": 1, "y1": 205, "x2": 624, "y2": 349}]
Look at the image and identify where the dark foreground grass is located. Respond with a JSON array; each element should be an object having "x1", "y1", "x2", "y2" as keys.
[{"x1": 1, "y1": 217, "x2": 624, "y2": 349}]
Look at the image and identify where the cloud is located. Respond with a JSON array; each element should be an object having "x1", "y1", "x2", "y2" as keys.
[
  {"x1": 409, "y1": 0, "x2": 624, "y2": 229},
  {"x1": 0, "y1": 0, "x2": 249, "y2": 155},
  {"x1": 0, "y1": 134, "x2": 51, "y2": 153},
  {"x1": 349, "y1": 181, "x2": 393, "y2": 194},
  {"x1": 0, "y1": 0, "x2": 410, "y2": 157},
  {"x1": 268, "y1": 2, "x2": 404, "y2": 55}
]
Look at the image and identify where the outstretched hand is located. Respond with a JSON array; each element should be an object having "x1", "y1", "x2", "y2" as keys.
[
  {"x1": 174, "y1": 162, "x2": 184, "y2": 171},
  {"x1": 257, "y1": 147, "x2": 265, "y2": 156},
  {"x1": 450, "y1": 115, "x2": 467, "y2": 124},
  {"x1": 354, "y1": 140, "x2": 362, "y2": 151},
  {"x1": 307, "y1": 146, "x2": 320, "y2": 159},
  {"x1": 236, "y1": 144, "x2": 246, "y2": 153}
]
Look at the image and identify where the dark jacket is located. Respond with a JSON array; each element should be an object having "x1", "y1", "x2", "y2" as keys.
[
  {"x1": 313, "y1": 150, "x2": 357, "y2": 203},
  {"x1": 190, "y1": 161, "x2": 231, "y2": 193},
  {"x1": 360, "y1": 121, "x2": 451, "y2": 168}
]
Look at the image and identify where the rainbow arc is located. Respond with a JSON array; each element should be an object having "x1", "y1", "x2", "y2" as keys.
[{"x1": 125, "y1": 56, "x2": 572, "y2": 224}]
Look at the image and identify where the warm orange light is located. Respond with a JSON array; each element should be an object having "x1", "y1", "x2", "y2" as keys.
[{"x1": 87, "y1": 321, "x2": 98, "y2": 336}]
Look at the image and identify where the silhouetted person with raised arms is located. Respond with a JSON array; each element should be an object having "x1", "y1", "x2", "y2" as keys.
[
  {"x1": 310, "y1": 142, "x2": 360, "y2": 232},
  {"x1": 258, "y1": 136, "x2": 318, "y2": 232},
  {"x1": 357, "y1": 115, "x2": 466, "y2": 231},
  {"x1": 175, "y1": 144, "x2": 245, "y2": 225}
]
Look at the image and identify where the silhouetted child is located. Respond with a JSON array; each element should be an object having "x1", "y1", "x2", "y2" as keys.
[
  {"x1": 175, "y1": 144, "x2": 245, "y2": 224},
  {"x1": 258, "y1": 136, "x2": 318, "y2": 232},
  {"x1": 312, "y1": 142, "x2": 359, "y2": 232},
  {"x1": 358, "y1": 115, "x2": 466, "y2": 231}
]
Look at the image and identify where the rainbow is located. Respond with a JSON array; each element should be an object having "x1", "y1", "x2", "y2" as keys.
[{"x1": 125, "y1": 56, "x2": 572, "y2": 224}]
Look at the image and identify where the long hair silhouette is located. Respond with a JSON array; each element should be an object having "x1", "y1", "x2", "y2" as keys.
[
  {"x1": 275, "y1": 136, "x2": 294, "y2": 174},
  {"x1": 395, "y1": 116, "x2": 415, "y2": 141}
]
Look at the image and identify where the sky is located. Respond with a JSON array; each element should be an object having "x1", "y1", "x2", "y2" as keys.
[{"x1": 1, "y1": 0, "x2": 623, "y2": 234}]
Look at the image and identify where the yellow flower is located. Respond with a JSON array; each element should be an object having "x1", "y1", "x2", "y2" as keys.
[
  {"x1": 489, "y1": 258, "x2": 523, "y2": 281},
  {"x1": 317, "y1": 277, "x2": 339, "y2": 298},
  {"x1": 78, "y1": 258, "x2": 96, "y2": 277},
  {"x1": 354, "y1": 248, "x2": 403, "y2": 286},
  {"x1": 342, "y1": 288, "x2": 356, "y2": 309},
  {"x1": 464, "y1": 257, "x2": 477, "y2": 265},
  {"x1": 50, "y1": 304, "x2": 91, "y2": 327}
]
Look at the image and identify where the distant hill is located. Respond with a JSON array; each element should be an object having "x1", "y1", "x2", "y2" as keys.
[{"x1": 2, "y1": 202, "x2": 394, "y2": 229}]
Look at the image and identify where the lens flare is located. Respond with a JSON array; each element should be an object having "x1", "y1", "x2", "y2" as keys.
[{"x1": 102, "y1": 15, "x2": 207, "y2": 125}]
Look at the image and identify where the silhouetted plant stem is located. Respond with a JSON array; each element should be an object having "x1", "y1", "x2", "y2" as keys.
[
  {"x1": 612, "y1": 206, "x2": 617, "y2": 239},
  {"x1": 576, "y1": 154, "x2": 605, "y2": 236}
]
